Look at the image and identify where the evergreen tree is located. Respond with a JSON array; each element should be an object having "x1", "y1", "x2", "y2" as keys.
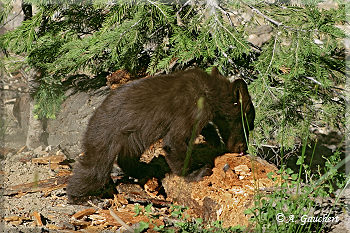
[{"x1": 0, "y1": 0, "x2": 347, "y2": 152}]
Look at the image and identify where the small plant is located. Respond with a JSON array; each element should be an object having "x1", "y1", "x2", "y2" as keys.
[
  {"x1": 246, "y1": 149, "x2": 348, "y2": 233},
  {"x1": 133, "y1": 203, "x2": 142, "y2": 217},
  {"x1": 134, "y1": 221, "x2": 150, "y2": 233},
  {"x1": 132, "y1": 203, "x2": 246, "y2": 232},
  {"x1": 175, "y1": 219, "x2": 245, "y2": 233},
  {"x1": 321, "y1": 151, "x2": 348, "y2": 194},
  {"x1": 170, "y1": 205, "x2": 189, "y2": 220}
]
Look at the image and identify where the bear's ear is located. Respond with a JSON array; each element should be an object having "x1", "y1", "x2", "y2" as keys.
[{"x1": 211, "y1": 66, "x2": 221, "y2": 76}]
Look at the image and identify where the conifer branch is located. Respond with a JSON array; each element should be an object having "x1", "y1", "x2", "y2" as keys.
[
  {"x1": 175, "y1": 0, "x2": 191, "y2": 26},
  {"x1": 118, "y1": 18, "x2": 142, "y2": 41},
  {"x1": 243, "y1": 2, "x2": 319, "y2": 33},
  {"x1": 209, "y1": 1, "x2": 234, "y2": 27},
  {"x1": 0, "y1": 2, "x2": 345, "y2": 150},
  {"x1": 213, "y1": 15, "x2": 248, "y2": 50},
  {"x1": 266, "y1": 33, "x2": 278, "y2": 75}
]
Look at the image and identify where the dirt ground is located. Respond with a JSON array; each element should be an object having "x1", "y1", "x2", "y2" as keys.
[
  {"x1": 0, "y1": 144, "x2": 349, "y2": 232},
  {"x1": 0, "y1": 146, "x2": 77, "y2": 232}
]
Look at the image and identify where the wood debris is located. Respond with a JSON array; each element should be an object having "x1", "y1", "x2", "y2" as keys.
[
  {"x1": 3, "y1": 174, "x2": 70, "y2": 196},
  {"x1": 106, "y1": 69, "x2": 132, "y2": 89},
  {"x1": 31, "y1": 155, "x2": 69, "y2": 170},
  {"x1": 31, "y1": 155, "x2": 65, "y2": 164},
  {"x1": 4, "y1": 215, "x2": 31, "y2": 225},
  {"x1": 144, "y1": 177, "x2": 161, "y2": 197},
  {"x1": 115, "y1": 183, "x2": 170, "y2": 207},
  {"x1": 16, "y1": 145, "x2": 27, "y2": 154},
  {"x1": 33, "y1": 211, "x2": 44, "y2": 226},
  {"x1": 72, "y1": 208, "x2": 97, "y2": 220}
]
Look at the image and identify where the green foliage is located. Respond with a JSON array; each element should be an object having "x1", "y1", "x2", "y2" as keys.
[
  {"x1": 33, "y1": 81, "x2": 65, "y2": 119},
  {"x1": 134, "y1": 203, "x2": 142, "y2": 217},
  {"x1": 144, "y1": 203, "x2": 153, "y2": 215},
  {"x1": 132, "y1": 203, "x2": 245, "y2": 232},
  {"x1": 0, "y1": 0, "x2": 13, "y2": 25},
  {"x1": 245, "y1": 48, "x2": 348, "y2": 231},
  {"x1": 249, "y1": 4, "x2": 346, "y2": 149},
  {"x1": 0, "y1": 1, "x2": 346, "y2": 148},
  {"x1": 134, "y1": 221, "x2": 150, "y2": 233},
  {"x1": 170, "y1": 205, "x2": 189, "y2": 219},
  {"x1": 174, "y1": 219, "x2": 245, "y2": 233},
  {"x1": 246, "y1": 148, "x2": 348, "y2": 233},
  {"x1": 320, "y1": 150, "x2": 348, "y2": 194}
]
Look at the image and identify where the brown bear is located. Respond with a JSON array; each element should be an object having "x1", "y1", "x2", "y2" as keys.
[{"x1": 67, "y1": 67, "x2": 255, "y2": 202}]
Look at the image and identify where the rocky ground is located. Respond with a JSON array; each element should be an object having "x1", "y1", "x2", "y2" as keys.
[
  {"x1": 1, "y1": 144, "x2": 349, "y2": 232},
  {"x1": 0, "y1": 146, "x2": 78, "y2": 232},
  {"x1": 0, "y1": 145, "x2": 166, "y2": 232}
]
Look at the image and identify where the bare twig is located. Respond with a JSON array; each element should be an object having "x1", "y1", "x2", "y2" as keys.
[
  {"x1": 304, "y1": 76, "x2": 323, "y2": 86},
  {"x1": 256, "y1": 34, "x2": 278, "y2": 107},
  {"x1": 246, "y1": 4, "x2": 283, "y2": 27},
  {"x1": 294, "y1": 32, "x2": 300, "y2": 73},
  {"x1": 176, "y1": 0, "x2": 192, "y2": 16},
  {"x1": 0, "y1": 11, "x2": 22, "y2": 28},
  {"x1": 87, "y1": 200, "x2": 134, "y2": 232},
  {"x1": 146, "y1": 0, "x2": 167, "y2": 18},
  {"x1": 206, "y1": 0, "x2": 219, "y2": 16},
  {"x1": 212, "y1": 2, "x2": 235, "y2": 27},
  {"x1": 252, "y1": 144, "x2": 279, "y2": 148},
  {"x1": 176, "y1": 0, "x2": 192, "y2": 26}
]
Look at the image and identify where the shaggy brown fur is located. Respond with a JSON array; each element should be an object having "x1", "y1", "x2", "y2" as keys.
[{"x1": 67, "y1": 67, "x2": 255, "y2": 202}]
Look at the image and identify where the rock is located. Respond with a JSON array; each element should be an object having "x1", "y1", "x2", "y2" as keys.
[
  {"x1": 241, "y1": 12, "x2": 252, "y2": 23},
  {"x1": 26, "y1": 99, "x2": 46, "y2": 150},
  {"x1": 33, "y1": 146, "x2": 43, "y2": 155},
  {"x1": 162, "y1": 153, "x2": 278, "y2": 227},
  {"x1": 318, "y1": 1, "x2": 338, "y2": 10},
  {"x1": 45, "y1": 145, "x2": 52, "y2": 152},
  {"x1": 0, "y1": 0, "x2": 24, "y2": 34},
  {"x1": 1, "y1": 91, "x2": 30, "y2": 149},
  {"x1": 249, "y1": 25, "x2": 273, "y2": 36},
  {"x1": 46, "y1": 87, "x2": 108, "y2": 158},
  {"x1": 247, "y1": 25, "x2": 273, "y2": 47}
]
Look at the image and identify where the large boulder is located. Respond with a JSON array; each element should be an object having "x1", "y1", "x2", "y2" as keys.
[{"x1": 46, "y1": 88, "x2": 108, "y2": 158}]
